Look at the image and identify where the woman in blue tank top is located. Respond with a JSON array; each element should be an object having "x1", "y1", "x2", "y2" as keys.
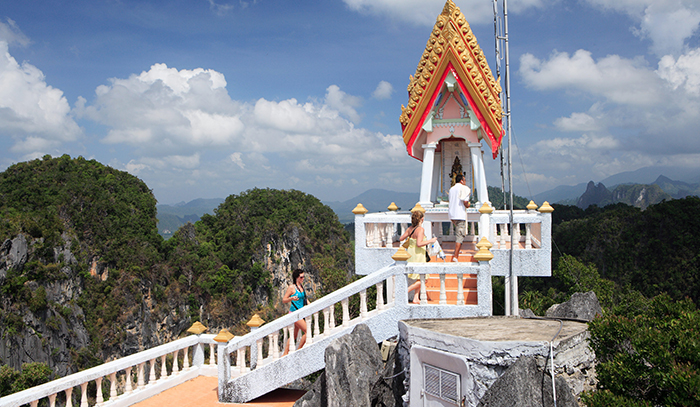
[{"x1": 283, "y1": 269, "x2": 307, "y2": 355}]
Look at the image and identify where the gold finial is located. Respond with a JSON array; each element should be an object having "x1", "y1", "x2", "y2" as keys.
[
  {"x1": 352, "y1": 203, "x2": 368, "y2": 215},
  {"x1": 187, "y1": 321, "x2": 208, "y2": 335},
  {"x1": 538, "y1": 201, "x2": 554, "y2": 213},
  {"x1": 474, "y1": 238, "x2": 494, "y2": 262},
  {"x1": 388, "y1": 202, "x2": 398, "y2": 211},
  {"x1": 213, "y1": 328, "x2": 235, "y2": 343},
  {"x1": 479, "y1": 202, "x2": 493, "y2": 214},
  {"x1": 411, "y1": 203, "x2": 425, "y2": 213},
  {"x1": 475, "y1": 237, "x2": 493, "y2": 250},
  {"x1": 392, "y1": 247, "x2": 411, "y2": 262},
  {"x1": 527, "y1": 200, "x2": 538, "y2": 211},
  {"x1": 246, "y1": 314, "x2": 265, "y2": 328}
]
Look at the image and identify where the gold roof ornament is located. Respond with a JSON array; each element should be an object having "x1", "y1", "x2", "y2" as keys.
[
  {"x1": 352, "y1": 203, "x2": 369, "y2": 215},
  {"x1": 186, "y1": 321, "x2": 208, "y2": 335},
  {"x1": 527, "y1": 200, "x2": 538, "y2": 211},
  {"x1": 478, "y1": 202, "x2": 493, "y2": 214},
  {"x1": 475, "y1": 237, "x2": 493, "y2": 250},
  {"x1": 388, "y1": 202, "x2": 399, "y2": 211},
  {"x1": 246, "y1": 314, "x2": 265, "y2": 328},
  {"x1": 538, "y1": 201, "x2": 554, "y2": 213},
  {"x1": 411, "y1": 203, "x2": 426, "y2": 213},
  {"x1": 401, "y1": 0, "x2": 504, "y2": 159},
  {"x1": 213, "y1": 328, "x2": 235, "y2": 343},
  {"x1": 392, "y1": 247, "x2": 412, "y2": 262}
]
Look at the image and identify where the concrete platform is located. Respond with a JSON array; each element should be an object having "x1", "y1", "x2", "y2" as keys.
[{"x1": 404, "y1": 316, "x2": 588, "y2": 342}]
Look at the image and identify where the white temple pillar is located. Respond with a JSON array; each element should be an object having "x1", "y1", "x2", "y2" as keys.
[
  {"x1": 469, "y1": 143, "x2": 488, "y2": 205},
  {"x1": 419, "y1": 143, "x2": 437, "y2": 208}
]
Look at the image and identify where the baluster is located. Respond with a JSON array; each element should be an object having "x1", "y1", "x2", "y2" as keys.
[
  {"x1": 149, "y1": 359, "x2": 156, "y2": 383},
  {"x1": 491, "y1": 224, "x2": 498, "y2": 248},
  {"x1": 209, "y1": 343, "x2": 216, "y2": 366},
  {"x1": 287, "y1": 325, "x2": 296, "y2": 353},
  {"x1": 305, "y1": 315, "x2": 313, "y2": 345},
  {"x1": 160, "y1": 354, "x2": 168, "y2": 380},
  {"x1": 360, "y1": 289, "x2": 368, "y2": 320},
  {"x1": 125, "y1": 367, "x2": 133, "y2": 394},
  {"x1": 96, "y1": 376, "x2": 104, "y2": 405},
  {"x1": 525, "y1": 224, "x2": 532, "y2": 249},
  {"x1": 341, "y1": 298, "x2": 350, "y2": 327},
  {"x1": 48, "y1": 393, "x2": 57, "y2": 407},
  {"x1": 283, "y1": 326, "x2": 289, "y2": 351},
  {"x1": 109, "y1": 372, "x2": 117, "y2": 399},
  {"x1": 313, "y1": 312, "x2": 321, "y2": 338},
  {"x1": 514, "y1": 223, "x2": 521, "y2": 248},
  {"x1": 271, "y1": 333, "x2": 280, "y2": 360},
  {"x1": 499, "y1": 224, "x2": 506, "y2": 248},
  {"x1": 65, "y1": 387, "x2": 73, "y2": 407},
  {"x1": 420, "y1": 274, "x2": 427, "y2": 305},
  {"x1": 387, "y1": 276, "x2": 395, "y2": 305},
  {"x1": 329, "y1": 305, "x2": 336, "y2": 330},
  {"x1": 237, "y1": 348, "x2": 246, "y2": 374},
  {"x1": 172, "y1": 350, "x2": 179, "y2": 375},
  {"x1": 80, "y1": 382, "x2": 88, "y2": 407},
  {"x1": 30, "y1": 401, "x2": 38, "y2": 407},
  {"x1": 457, "y1": 273, "x2": 465, "y2": 305},
  {"x1": 256, "y1": 339, "x2": 264, "y2": 367},
  {"x1": 376, "y1": 281, "x2": 385, "y2": 310},
  {"x1": 323, "y1": 308, "x2": 331, "y2": 336},
  {"x1": 183, "y1": 346, "x2": 190, "y2": 370},
  {"x1": 439, "y1": 274, "x2": 447, "y2": 305},
  {"x1": 137, "y1": 362, "x2": 145, "y2": 389}
]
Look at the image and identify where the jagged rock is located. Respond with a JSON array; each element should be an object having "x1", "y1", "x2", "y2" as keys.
[
  {"x1": 546, "y1": 291, "x2": 602, "y2": 322},
  {"x1": 294, "y1": 324, "x2": 395, "y2": 407},
  {"x1": 0, "y1": 234, "x2": 29, "y2": 279},
  {"x1": 577, "y1": 181, "x2": 612, "y2": 209},
  {"x1": 477, "y1": 356, "x2": 578, "y2": 407},
  {"x1": 519, "y1": 308, "x2": 536, "y2": 318}
]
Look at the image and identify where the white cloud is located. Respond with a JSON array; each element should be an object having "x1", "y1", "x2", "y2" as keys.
[
  {"x1": 553, "y1": 112, "x2": 602, "y2": 132},
  {"x1": 324, "y1": 85, "x2": 362, "y2": 124},
  {"x1": 372, "y1": 81, "x2": 394, "y2": 100},
  {"x1": 81, "y1": 63, "x2": 244, "y2": 152},
  {"x1": 0, "y1": 41, "x2": 81, "y2": 154},
  {"x1": 343, "y1": 0, "x2": 549, "y2": 26},
  {"x1": 230, "y1": 152, "x2": 245, "y2": 169},
  {"x1": 657, "y1": 48, "x2": 700, "y2": 95},
  {"x1": 0, "y1": 19, "x2": 30, "y2": 47},
  {"x1": 583, "y1": 0, "x2": 700, "y2": 56},
  {"x1": 520, "y1": 50, "x2": 666, "y2": 106}
]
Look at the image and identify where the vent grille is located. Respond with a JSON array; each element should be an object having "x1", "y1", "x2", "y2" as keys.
[{"x1": 424, "y1": 364, "x2": 460, "y2": 404}]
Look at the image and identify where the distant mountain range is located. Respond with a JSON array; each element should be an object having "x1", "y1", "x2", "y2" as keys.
[{"x1": 156, "y1": 167, "x2": 700, "y2": 236}]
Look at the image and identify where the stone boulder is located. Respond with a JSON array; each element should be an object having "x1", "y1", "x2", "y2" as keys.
[
  {"x1": 477, "y1": 356, "x2": 578, "y2": 407},
  {"x1": 546, "y1": 291, "x2": 602, "y2": 322},
  {"x1": 294, "y1": 324, "x2": 397, "y2": 407}
]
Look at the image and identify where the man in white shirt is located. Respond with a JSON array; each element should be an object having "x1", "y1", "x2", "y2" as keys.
[{"x1": 448, "y1": 174, "x2": 470, "y2": 262}]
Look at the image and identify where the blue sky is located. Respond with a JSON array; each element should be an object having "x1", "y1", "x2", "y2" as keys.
[{"x1": 1, "y1": 0, "x2": 699, "y2": 204}]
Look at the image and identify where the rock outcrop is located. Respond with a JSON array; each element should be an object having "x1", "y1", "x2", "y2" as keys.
[
  {"x1": 294, "y1": 324, "x2": 399, "y2": 407},
  {"x1": 477, "y1": 356, "x2": 578, "y2": 407},
  {"x1": 546, "y1": 291, "x2": 602, "y2": 322}
]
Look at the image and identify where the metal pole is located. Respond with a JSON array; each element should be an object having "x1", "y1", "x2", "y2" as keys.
[{"x1": 502, "y1": 0, "x2": 518, "y2": 316}]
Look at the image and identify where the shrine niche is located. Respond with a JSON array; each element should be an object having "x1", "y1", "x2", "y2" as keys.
[{"x1": 441, "y1": 139, "x2": 471, "y2": 198}]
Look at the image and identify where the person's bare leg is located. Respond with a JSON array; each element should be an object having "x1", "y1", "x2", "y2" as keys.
[
  {"x1": 453, "y1": 241, "x2": 462, "y2": 262},
  {"x1": 407, "y1": 280, "x2": 421, "y2": 303},
  {"x1": 296, "y1": 319, "x2": 307, "y2": 350}
]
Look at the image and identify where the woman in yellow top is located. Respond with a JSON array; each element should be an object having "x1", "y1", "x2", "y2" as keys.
[{"x1": 400, "y1": 210, "x2": 437, "y2": 303}]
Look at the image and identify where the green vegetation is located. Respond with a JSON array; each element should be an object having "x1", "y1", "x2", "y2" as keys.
[
  {"x1": 519, "y1": 198, "x2": 700, "y2": 406},
  {"x1": 0, "y1": 363, "x2": 53, "y2": 396}
]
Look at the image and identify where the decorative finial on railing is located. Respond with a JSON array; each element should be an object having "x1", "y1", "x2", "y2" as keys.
[
  {"x1": 352, "y1": 203, "x2": 368, "y2": 215},
  {"x1": 474, "y1": 237, "x2": 494, "y2": 261},
  {"x1": 527, "y1": 200, "x2": 538, "y2": 211},
  {"x1": 388, "y1": 202, "x2": 398, "y2": 211},
  {"x1": 538, "y1": 201, "x2": 554, "y2": 213},
  {"x1": 411, "y1": 203, "x2": 425, "y2": 213},
  {"x1": 392, "y1": 247, "x2": 411, "y2": 261},
  {"x1": 213, "y1": 328, "x2": 235, "y2": 343},
  {"x1": 479, "y1": 202, "x2": 493, "y2": 214},
  {"x1": 187, "y1": 321, "x2": 208, "y2": 335},
  {"x1": 246, "y1": 314, "x2": 265, "y2": 328}
]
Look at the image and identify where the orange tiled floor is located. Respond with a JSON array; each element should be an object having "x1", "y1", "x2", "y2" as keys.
[{"x1": 132, "y1": 376, "x2": 305, "y2": 407}]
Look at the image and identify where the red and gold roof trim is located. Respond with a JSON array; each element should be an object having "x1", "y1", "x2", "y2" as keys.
[{"x1": 400, "y1": 0, "x2": 504, "y2": 159}]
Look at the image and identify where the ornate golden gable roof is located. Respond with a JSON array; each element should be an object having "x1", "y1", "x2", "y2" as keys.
[{"x1": 400, "y1": 0, "x2": 504, "y2": 158}]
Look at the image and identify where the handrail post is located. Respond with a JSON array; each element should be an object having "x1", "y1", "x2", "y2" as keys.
[{"x1": 394, "y1": 264, "x2": 408, "y2": 307}]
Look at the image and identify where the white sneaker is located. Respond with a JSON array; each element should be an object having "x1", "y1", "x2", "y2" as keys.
[{"x1": 452, "y1": 258, "x2": 459, "y2": 262}]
